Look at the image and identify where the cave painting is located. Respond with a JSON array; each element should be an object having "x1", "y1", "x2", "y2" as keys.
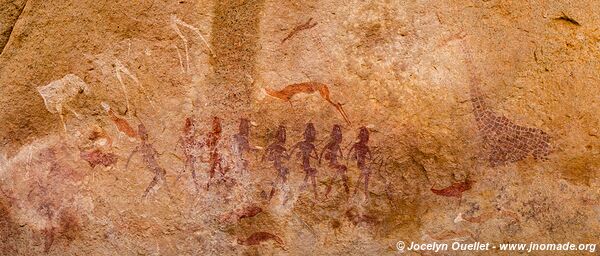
[
  {"x1": 177, "y1": 117, "x2": 204, "y2": 192},
  {"x1": 101, "y1": 102, "x2": 138, "y2": 138},
  {"x1": 37, "y1": 74, "x2": 90, "y2": 131},
  {"x1": 290, "y1": 123, "x2": 320, "y2": 199},
  {"x1": 1, "y1": 143, "x2": 87, "y2": 253},
  {"x1": 430, "y1": 179, "x2": 474, "y2": 198},
  {"x1": 126, "y1": 124, "x2": 167, "y2": 198},
  {"x1": 93, "y1": 108, "x2": 384, "y2": 202},
  {"x1": 264, "y1": 82, "x2": 351, "y2": 125},
  {"x1": 281, "y1": 17, "x2": 318, "y2": 43},
  {"x1": 80, "y1": 43, "x2": 555, "y2": 204},
  {"x1": 348, "y1": 127, "x2": 373, "y2": 199},
  {"x1": 321, "y1": 124, "x2": 349, "y2": 198},
  {"x1": 205, "y1": 116, "x2": 229, "y2": 190},
  {"x1": 232, "y1": 118, "x2": 260, "y2": 174},
  {"x1": 80, "y1": 149, "x2": 117, "y2": 168},
  {"x1": 462, "y1": 47, "x2": 552, "y2": 166},
  {"x1": 263, "y1": 125, "x2": 290, "y2": 201}
]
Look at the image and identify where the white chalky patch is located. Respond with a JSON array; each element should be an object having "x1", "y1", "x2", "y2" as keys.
[
  {"x1": 37, "y1": 74, "x2": 90, "y2": 114},
  {"x1": 36, "y1": 74, "x2": 90, "y2": 131}
]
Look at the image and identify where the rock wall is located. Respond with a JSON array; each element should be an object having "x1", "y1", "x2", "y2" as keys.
[{"x1": 0, "y1": 0, "x2": 599, "y2": 255}]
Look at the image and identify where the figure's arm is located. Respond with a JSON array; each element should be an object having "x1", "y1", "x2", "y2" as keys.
[
  {"x1": 125, "y1": 146, "x2": 139, "y2": 171},
  {"x1": 283, "y1": 146, "x2": 291, "y2": 160},
  {"x1": 153, "y1": 146, "x2": 161, "y2": 158},
  {"x1": 338, "y1": 146, "x2": 344, "y2": 160},
  {"x1": 318, "y1": 145, "x2": 327, "y2": 164},
  {"x1": 250, "y1": 140, "x2": 262, "y2": 152},
  {"x1": 310, "y1": 147, "x2": 319, "y2": 161},
  {"x1": 252, "y1": 145, "x2": 263, "y2": 152},
  {"x1": 288, "y1": 142, "x2": 300, "y2": 159},
  {"x1": 261, "y1": 144, "x2": 272, "y2": 162},
  {"x1": 345, "y1": 144, "x2": 356, "y2": 166},
  {"x1": 346, "y1": 144, "x2": 355, "y2": 160},
  {"x1": 367, "y1": 147, "x2": 373, "y2": 161}
]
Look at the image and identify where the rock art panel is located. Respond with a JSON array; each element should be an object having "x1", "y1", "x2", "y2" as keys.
[
  {"x1": 36, "y1": 74, "x2": 90, "y2": 131},
  {"x1": 0, "y1": 0, "x2": 599, "y2": 255},
  {"x1": 0, "y1": 136, "x2": 92, "y2": 253}
]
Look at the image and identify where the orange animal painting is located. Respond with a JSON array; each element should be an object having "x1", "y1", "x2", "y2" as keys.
[
  {"x1": 430, "y1": 179, "x2": 474, "y2": 198},
  {"x1": 101, "y1": 102, "x2": 137, "y2": 138},
  {"x1": 264, "y1": 82, "x2": 351, "y2": 125},
  {"x1": 281, "y1": 18, "x2": 318, "y2": 43}
]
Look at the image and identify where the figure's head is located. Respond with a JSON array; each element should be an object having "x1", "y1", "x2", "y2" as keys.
[
  {"x1": 138, "y1": 124, "x2": 148, "y2": 140},
  {"x1": 239, "y1": 118, "x2": 250, "y2": 135},
  {"x1": 276, "y1": 125, "x2": 286, "y2": 143},
  {"x1": 212, "y1": 117, "x2": 222, "y2": 134},
  {"x1": 358, "y1": 126, "x2": 369, "y2": 143},
  {"x1": 304, "y1": 123, "x2": 316, "y2": 142},
  {"x1": 331, "y1": 124, "x2": 342, "y2": 142}
]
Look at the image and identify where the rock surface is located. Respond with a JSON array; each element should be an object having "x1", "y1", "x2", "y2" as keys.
[{"x1": 1, "y1": 0, "x2": 599, "y2": 255}]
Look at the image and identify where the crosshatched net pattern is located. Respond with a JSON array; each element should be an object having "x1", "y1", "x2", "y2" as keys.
[{"x1": 470, "y1": 89, "x2": 551, "y2": 167}]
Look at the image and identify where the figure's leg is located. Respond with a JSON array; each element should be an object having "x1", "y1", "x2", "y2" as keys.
[
  {"x1": 281, "y1": 167, "x2": 289, "y2": 184},
  {"x1": 241, "y1": 159, "x2": 249, "y2": 174},
  {"x1": 324, "y1": 184, "x2": 332, "y2": 198},
  {"x1": 215, "y1": 156, "x2": 224, "y2": 176},
  {"x1": 184, "y1": 156, "x2": 193, "y2": 172},
  {"x1": 215, "y1": 159, "x2": 222, "y2": 176},
  {"x1": 206, "y1": 158, "x2": 216, "y2": 190},
  {"x1": 340, "y1": 166, "x2": 350, "y2": 194},
  {"x1": 310, "y1": 168, "x2": 318, "y2": 199},
  {"x1": 209, "y1": 155, "x2": 217, "y2": 178},
  {"x1": 269, "y1": 167, "x2": 284, "y2": 201},
  {"x1": 205, "y1": 170, "x2": 212, "y2": 191},
  {"x1": 300, "y1": 169, "x2": 309, "y2": 191},
  {"x1": 268, "y1": 179, "x2": 277, "y2": 201},
  {"x1": 143, "y1": 168, "x2": 166, "y2": 198},
  {"x1": 324, "y1": 168, "x2": 339, "y2": 198},
  {"x1": 269, "y1": 186, "x2": 276, "y2": 201},
  {"x1": 354, "y1": 174, "x2": 364, "y2": 196},
  {"x1": 192, "y1": 167, "x2": 201, "y2": 193},
  {"x1": 59, "y1": 112, "x2": 68, "y2": 133},
  {"x1": 125, "y1": 147, "x2": 139, "y2": 171},
  {"x1": 363, "y1": 169, "x2": 371, "y2": 199},
  {"x1": 43, "y1": 227, "x2": 56, "y2": 253},
  {"x1": 281, "y1": 167, "x2": 291, "y2": 205},
  {"x1": 174, "y1": 157, "x2": 189, "y2": 185},
  {"x1": 217, "y1": 156, "x2": 226, "y2": 175}
]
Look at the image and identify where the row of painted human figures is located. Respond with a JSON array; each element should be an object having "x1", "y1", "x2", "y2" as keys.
[{"x1": 173, "y1": 117, "x2": 374, "y2": 201}]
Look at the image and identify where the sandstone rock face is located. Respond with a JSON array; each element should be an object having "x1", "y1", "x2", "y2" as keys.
[
  {"x1": 0, "y1": 0, "x2": 26, "y2": 52},
  {"x1": 1, "y1": 0, "x2": 599, "y2": 255}
]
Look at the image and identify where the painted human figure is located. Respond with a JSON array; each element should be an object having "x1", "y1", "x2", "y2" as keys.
[
  {"x1": 178, "y1": 117, "x2": 204, "y2": 192},
  {"x1": 348, "y1": 127, "x2": 372, "y2": 199},
  {"x1": 232, "y1": 118, "x2": 259, "y2": 173},
  {"x1": 320, "y1": 124, "x2": 349, "y2": 198},
  {"x1": 263, "y1": 125, "x2": 290, "y2": 201},
  {"x1": 126, "y1": 124, "x2": 167, "y2": 198},
  {"x1": 205, "y1": 116, "x2": 227, "y2": 190},
  {"x1": 290, "y1": 123, "x2": 319, "y2": 199}
]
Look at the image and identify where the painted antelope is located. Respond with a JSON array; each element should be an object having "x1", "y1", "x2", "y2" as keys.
[{"x1": 264, "y1": 82, "x2": 351, "y2": 125}]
